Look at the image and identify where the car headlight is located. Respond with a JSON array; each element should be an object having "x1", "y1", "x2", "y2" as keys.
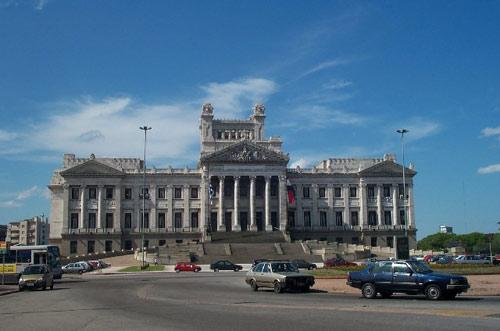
[{"x1": 19, "y1": 277, "x2": 25, "y2": 283}]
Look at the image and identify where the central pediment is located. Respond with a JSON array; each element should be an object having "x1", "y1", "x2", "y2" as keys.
[
  {"x1": 359, "y1": 160, "x2": 417, "y2": 177},
  {"x1": 60, "y1": 159, "x2": 125, "y2": 177},
  {"x1": 200, "y1": 140, "x2": 289, "y2": 165}
]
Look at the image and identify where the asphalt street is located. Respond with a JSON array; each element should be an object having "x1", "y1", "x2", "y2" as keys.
[{"x1": 1, "y1": 272, "x2": 499, "y2": 331}]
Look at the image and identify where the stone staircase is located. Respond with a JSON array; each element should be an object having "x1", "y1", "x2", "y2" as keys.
[{"x1": 209, "y1": 231, "x2": 286, "y2": 243}]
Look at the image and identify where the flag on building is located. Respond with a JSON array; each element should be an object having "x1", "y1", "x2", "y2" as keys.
[
  {"x1": 209, "y1": 183, "x2": 215, "y2": 205},
  {"x1": 286, "y1": 180, "x2": 295, "y2": 205}
]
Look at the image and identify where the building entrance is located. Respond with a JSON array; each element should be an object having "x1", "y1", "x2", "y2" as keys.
[
  {"x1": 240, "y1": 212, "x2": 248, "y2": 231},
  {"x1": 256, "y1": 211, "x2": 263, "y2": 231},
  {"x1": 210, "y1": 212, "x2": 217, "y2": 233},
  {"x1": 224, "y1": 212, "x2": 232, "y2": 232}
]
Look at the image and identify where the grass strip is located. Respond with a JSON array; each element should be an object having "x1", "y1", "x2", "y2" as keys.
[{"x1": 118, "y1": 265, "x2": 165, "y2": 272}]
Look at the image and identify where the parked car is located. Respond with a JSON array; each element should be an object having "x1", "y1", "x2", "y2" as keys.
[
  {"x1": 77, "y1": 261, "x2": 93, "y2": 271},
  {"x1": 347, "y1": 260, "x2": 470, "y2": 300},
  {"x1": 210, "y1": 260, "x2": 243, "y2": 272},
  {"x1": 62, "y1": 262, "x2": 87, "y2": 274},
  {"x1": 324, "y1": 257, "x2": 357, "y2": 267},
  {"x1": 435, "y1": 255, "x2": 454, "y2": 264},
  {"x1": 245, "y1": 261, "x2": 315, "y2": 293},
  {"x1": 454, "y1": 255, "x2": 491, "y2": 264},
  {"x1": 18, "y1": 264, "x2": 54, "y2": 291},
  {"x1": 175, "y1": 262, "x2": 201, "y2": 273},
  {"x1": 252, "y1": 259, "x2": 270, "y2": 267},
  {"x1": 493, "y1": 254, "x2": 500, "y2": 266},
  {"x1": 291, "y1": 259, "x2": 317, "y2": 270}
]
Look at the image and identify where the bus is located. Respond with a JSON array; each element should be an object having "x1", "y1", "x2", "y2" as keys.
[{"x1": 2, "y1": 245, "x2": 62, "y2": 280}]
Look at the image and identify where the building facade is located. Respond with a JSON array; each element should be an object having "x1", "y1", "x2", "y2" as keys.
[
  {"x1": 49, "y1": 104, "x2": 417, "y2": 256},
  {"x1": 6, "y1": 216, "x2": 50, "y2": 246}
]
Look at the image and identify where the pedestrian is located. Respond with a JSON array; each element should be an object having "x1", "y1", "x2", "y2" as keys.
[{"x1": 154, "y1": 257, "x2": 158, "y2": 266}]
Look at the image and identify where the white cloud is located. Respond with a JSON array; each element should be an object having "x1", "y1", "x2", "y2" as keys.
[
  {"x1": 397, "y1": 118, "x2": 441, "y2": 141},
  {"x1": 0, "y1": 77, "x2": 278, "y2": 165},
  {"x1": 299, "y1": 59, "x2": 351, "y2": 79},
  {"x1": 0, "y1": 185, "x2": 39, "y2": 208},
  {"x1": 0, "y1": 129, "x2": 17, "y2": 142},
  {"x1": 481, "y1": 126, "x2": 500, "y2": 137},
  {"x1": 290, "y1": 158, "x2": 312, "y2": 169},
  {"x1": 478, "y1": 164, "x2": 500, "y2": 175},
  {"x1": 35, "y1": 0, "x2": 50, "y2": 10},
  {"x1": 202, "y1": 78, "x2": 277, "y2": 118},
  {"x1": 322, "y1": 79, "x2": 353, "y2": 90},
  {"x1": 16, "y1": 185, "x2": 38, "y2": 200},
  {"x1": 294, "y1": 105, "x2": 366, "y2": 129}
]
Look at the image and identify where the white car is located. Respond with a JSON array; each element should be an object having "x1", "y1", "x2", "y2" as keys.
[{"x1": 62, "y1": 262, "x2": 88, "y2": 274}]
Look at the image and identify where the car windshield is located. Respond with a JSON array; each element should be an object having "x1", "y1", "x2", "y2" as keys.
[
  {"x1": 271, "y1": 263, "x2": 298, "y2": 273},
  {"x1": 408, "y1": 261, "x2": 433, "y2": 273},
  {"x1": 23, "y1": 266, "x2": 45, "y2": 275}
]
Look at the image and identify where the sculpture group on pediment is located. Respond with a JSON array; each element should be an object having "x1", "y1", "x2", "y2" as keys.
[{"x1": 229, "y1": 146, "x2": 268, "y2": 162}]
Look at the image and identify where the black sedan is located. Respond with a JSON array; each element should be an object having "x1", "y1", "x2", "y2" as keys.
[
  {"x1": 210, "y1": 260, "x2": 243, "y2": 272},
  {"x1": 291, "y1": 259, "x2": 317, "y2": 270}
]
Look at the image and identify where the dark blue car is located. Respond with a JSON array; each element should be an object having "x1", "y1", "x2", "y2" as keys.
[{"x1": 347, "y1": 260, "x2": 470, "y2": 300}]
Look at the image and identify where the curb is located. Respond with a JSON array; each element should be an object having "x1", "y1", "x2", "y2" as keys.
[{"x1": 0, "y1": 289, "x2": 18, "y2": 296}]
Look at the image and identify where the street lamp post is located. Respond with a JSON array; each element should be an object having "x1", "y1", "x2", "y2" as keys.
[
  {"x1": 140, "y1": 126, "x2": 152, "y2": 269},
  {"x1": 396, "y1": 128, "x2": 409, "y2": 259}
]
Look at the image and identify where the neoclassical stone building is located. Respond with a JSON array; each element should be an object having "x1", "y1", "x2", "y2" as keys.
[{"x1": 49, "y1": 104, "x2": 417, "y2": 256}]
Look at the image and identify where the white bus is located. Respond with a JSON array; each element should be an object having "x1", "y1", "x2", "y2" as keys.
[{"x1": 3, "y1": 245, "x2": 62, "y2": 279}]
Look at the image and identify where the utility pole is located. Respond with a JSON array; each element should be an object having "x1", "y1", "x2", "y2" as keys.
[
  {"x1": 140, "y1": 126, "x2": 152, "y2": 269},
  {"x1": 396, "y1": 128, "x2": 409, "y2": 259}
]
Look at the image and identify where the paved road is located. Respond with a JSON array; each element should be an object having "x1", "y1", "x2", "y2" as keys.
[{"x1": 1, "y1": 272, "x2": 499, "y2": 331}]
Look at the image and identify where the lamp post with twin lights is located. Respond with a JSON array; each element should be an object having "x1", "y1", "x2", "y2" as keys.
[{"x1": 140, "y1": 126, "x2": 152, "y2": 269}]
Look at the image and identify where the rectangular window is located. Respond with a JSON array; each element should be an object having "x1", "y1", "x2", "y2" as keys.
[
  {"x1": 240, "y1": 180, "x2": 248, "y2": 197},
  {"x1": 141, "y1": 187, "x2": 149, "y2": 199},
  {"x1": 335, "y1": 212, "x2": 343, "y2": 226},
  {"x1": 105, "y1": 240, "x2": 113, "y2": 252},
  {"x1": 144, "y1": 240, "x2": 149, "y2": 249},
  {"x1": 368, "y1": 211, "x2": 377, "y2": 226},
  {"x1": 174, "y1": 187, "x2": 182, "y2": 199},
  {"x1": 105, "y1": 213, "x2": 113, "y2": 229},
  {"x1": 350, "y1": 211, "x2": 359, "y2": 226},
  {"x1": 349, "y1": 186, "x2": 357, "y2": 198},
  {"x1": 319, "y1": 187, "x2": 326, "y2": 198},
  {"x1": 87, "y1": 240, "x2": 95, "y2": 254},
  {"x1": 367, "y1": 185, "x2": 375, "y2": 198},
  {"x1": 336, "y1": 237, "x2": 343, "y2": 244},
  {"x1": 70, "y1": 213, "x2": 79, "y2": 229},
  {"x1": 352, "y1": 237, "x2": 359, "y2": 245},
  {"x1": 124, "y1": 188, "x2": 132, "y2": 200},
  {"x1": 88, "y1": 187, "x2": 97, "y2": 200},
  {"x1": 371, "y1": 237, "x2": 377, "y2": 247},
  {"x1": 190, "y1": 187, "x2": 199, "y2": 199},
  {"x1": 387, "y1": 236, "x2": 394, "y2": 248},
  {"x1": 124, "y1": 213, "x2": 132, "y2": 229},
  {"x1": 400, "y1": 210, "x2": 406, "y2": 225},
  {"x1": 159, "y1": 240, "x2": 166, "y2": 246},
  {"x1": 304, "y1": 211, "x2": 311, "y2": 227},
  {"x1": 384, "y1": 211, "x2": 392, "y2": 225},
  {"x1": 320, "y1": 211, "x2": 327, "y2": 227},
  {"x1": 398, "y1": 184, "x2": 407, "y2": 199},
  {"x1": 88, "y1": 213, "x2": 96, "y2": 229},
  {"x1": 71, "y1": 187, "x2": 80, "y2": 200},
  {"x1": 224, "y1": 182, "x2": 232, "y2": 197},
  {"x1": 124, "y1": 240, "x2": 132, "y2": 250},
  {"x1": 334, "y1": 187, "x2": 342, "y2": 198},
  {"x1": 303, "y1": 186, "x2": 310, "y2": 199},
  {"x1": 105, "y1": 187, "x2": 113, "y2": 199},
  {"x1": 157, "y1": 187, "x2": 166, "y2": 199},
  {"x1": 70, "y1": 241, "x2": 77, "y2": 254},
  {"x1": 383, "y1": 185, "x2": 391, "y2": 198},
  {"x1": 141, "y1": 212, "x2": 149, "y2": 229},
  {"x1": 270, "y1": 181, "x2": 278, "y2": 197},
  {"x1": 191, "y1": 212, "x2": 199, "y2": 229},
  {"x1": 158, "y1": 213, "x2": 166, "y2": 228},
  {"x1": 288, "y1": 211, "x2": 295, "y2": 228},
  {"x1": 174, "y1": 212, "x2": 182, "y2": 229}
]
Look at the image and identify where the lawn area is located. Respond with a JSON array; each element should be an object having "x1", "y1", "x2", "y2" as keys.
[{"x1": 118, "y1": 265, "x2": 165, "y2": 272}]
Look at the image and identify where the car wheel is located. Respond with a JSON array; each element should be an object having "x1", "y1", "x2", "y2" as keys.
[
  {"x1": 18, "y1": 286, "x2": 24, "y2": 292},
  {"x1": 425, "y1": 284, "x2": 442, "y2": 300},
  {"x1": 251, "y1": 280, "x2": 258, "y2": 292},
  {"x1": 380, "y1": 291, "x2": 393, "y2": 298},
  {"x1": 214, "y1": 268, "x2": 219, "y2": 272},
  {"x1": 273, "y1": 281, "x2": 283, "y2": 294},
  {"x1": 361, "y1": 283, "x2": 377, "y2": 299},
  {"x1": 308, "y1": 266, "x2": 313, "y2": 270},
  {"x1": 50, "y1": 282, "x2": 54, "y2": 290},
  {"x1": 78, "y1": 270, "x2": 83, "y2": 275},
  {"x1": 234, "y1": 268, "x2": 239, "y2": 272},
  {"x1": 194, "y1": 269, "x2": 200, "y2": 273},
  {"x1": 175, "y1": 269, "x2": 181, "y2": 273},
  {"x1": 42, "y1": 285, "x2": 47, "y2": 291}
]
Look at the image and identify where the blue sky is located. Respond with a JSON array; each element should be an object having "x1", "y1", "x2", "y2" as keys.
[{"x1": 0, "y1": 0, "x2": 499, "y2": 238}]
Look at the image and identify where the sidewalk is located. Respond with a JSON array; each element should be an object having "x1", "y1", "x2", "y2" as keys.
[{"x1": 0, "y1": 285, "x2": 18, "y2": 296}]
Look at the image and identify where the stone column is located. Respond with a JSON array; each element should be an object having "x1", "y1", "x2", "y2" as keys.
[
  {"x1": 327, "y1": 184, "x2": 334, "y2": 229},
  {"x1": 166, "y1": 185, "x2": 173, "y2": 231},
  {"x1": 343, "y1": 184, "x2": 350, "y2": 229},
  {"x1": 392, "y1": 184, "x2": 399, "y2": 226},
  {"x1": 183, "y1": 184, "x2": 190, "y2": 231},
  {"x1": 80, "y1": 185, "x2": 86, "y2": 229},
  {"x1": 360, "y1": 181, "x2": 367, "y2": 228},
  {"x1": 311, "y1": 184, "x2": 318, "y2": 229},
  {"x1": 97, "y1": 185, "x2": 104, "y2": 229},
  {"x1": 296, "y1": 184, "x2": 303, "y2": 228},
  {"x1": 278, "y1": 175, "x2": 287, "y2": 231},
  {"x1": 114, "y1": 185, "x2": 121, "y2": 232},
  {"x1": 249, "y1": 176, "x2": 256, "y2": 231},
  {"x1": 376, "y1": 184, "x2": 383, "y2": 227},
  {"x1": 233, "y1": 176, "x2": 241, "y2": 232},
  {"x1": 62, "y1": 184, "x2": 69, "y2": 232},
  {"x1": 200, "y1": 173, "x2": 208, "y2": 235},
  {"x1": 265, "y1": 176, "x2": 272, "y2": 231},
  {"x1": 217, "y1": 176, "x2": 225, "y2": 231},
  {"x1": 408, "y1": 184, "x2": 414, "y2": 228}
]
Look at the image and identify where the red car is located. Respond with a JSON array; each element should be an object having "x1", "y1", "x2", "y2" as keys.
[
  {"x1": 174, "y1": 262, "x2": 201, "y2": 273},
  {"x1": 324, "y1": 257, "x2": 357, "y2": 267}
]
